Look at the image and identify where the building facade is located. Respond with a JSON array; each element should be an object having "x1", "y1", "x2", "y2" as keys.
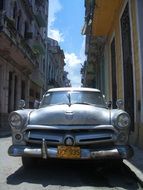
[
  {"x1": 63, "y1": 71, "x2": 71, "y2": 87},
  {"x1": 0, "y1": 0, "x2": 48, "y2": 130},
  {"x1": 83, "y1": 0, "x2": 143, "y2": 148},
  {"x1": 46, "y1": 37, "x2": 66, "y2": 89},
  {"x1": 81, "y1": 35, "x2": 105, "y2": 94}
]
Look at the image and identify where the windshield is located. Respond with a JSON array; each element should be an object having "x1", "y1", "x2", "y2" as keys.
[{"x1": 40, "y1": 91, "x2": 106, "y2": 108}]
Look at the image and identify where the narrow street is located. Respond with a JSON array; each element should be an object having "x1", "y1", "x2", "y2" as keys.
[
  {"x1": 0, "y1": 137, "x2": 142, "y2": 190},
  {"x1": 0, "y1": 0, "x2": 143, "y2": 189}
]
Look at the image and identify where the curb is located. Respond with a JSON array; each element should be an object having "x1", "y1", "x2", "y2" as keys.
[{"x1": 123, "y1": 159, "x2": 143, "y2": 186}]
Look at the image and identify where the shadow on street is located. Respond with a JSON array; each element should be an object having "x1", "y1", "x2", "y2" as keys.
[{"x1": 6, "y1": 160, "x2": 140, "y2": 189}]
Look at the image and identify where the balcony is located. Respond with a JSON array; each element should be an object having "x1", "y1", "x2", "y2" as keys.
[
  {"x1": 20, "y1": 0, "x2": 34, "y2": 20},
  {"x1": 92, "y1": 0, "x2": 122, "y2": 36},
  {"x1": 0, "y1": 15, "x2": 36, "y2": 72},
  {"x1": 20, "y1": 38, "x2": 37, "y2": 61},
  {"x1": 32, "y1": 35, "x2": 45, "y2": 55},
  {"x1": 30, "y1": 68, "x2": 45, "y2": 87},
  {"x1": 4, "y1": 17, "x2": 17, "y2": 38},
  {"x1": 34, "y1": 8, "x2": 47, "y2": 27}
]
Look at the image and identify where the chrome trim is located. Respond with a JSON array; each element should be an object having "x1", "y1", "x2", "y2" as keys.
[
  {"x1": 91, "y1": 149, "x2": 119, "y2": 158},
  {"x1": 42, "y1": 139, "x2": 47, "y2": 159},
  {"x1": 75, "y1": 133, "x2": 115, "y2": 145},
  {"x1": 24, "y1": 125, "x2": 117, "y2": 131},
  {"x1": 23, "y1": 124, "x2": 117, "y2": 145},
  {"x1": 24, "y1": 132, "x2": 63, "y2": 145},
  {"x1": 24, "y1": 130, "x2": 116, "y2": 145},
  {"x1": 8, "y1": 145, "x2": 133, "y2": 159}
]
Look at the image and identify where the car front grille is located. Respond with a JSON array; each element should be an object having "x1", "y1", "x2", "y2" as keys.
[{"x1": 23, "y1": 125, "x2": 117, "y2": 146}]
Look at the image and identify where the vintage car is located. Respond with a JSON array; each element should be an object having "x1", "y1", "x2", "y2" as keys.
[{"x1": 8, "y1": 87, "x2": 133, "y2": 168}]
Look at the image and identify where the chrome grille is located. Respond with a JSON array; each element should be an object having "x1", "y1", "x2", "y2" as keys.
[
  {"x1": 24, "y1": 125, "x2": 117, "y2": 146},
  {"x1": 77, "y1": 134, "x2": 113, "y2": 144},
  {"x1": 24, "y1": 130, "x2": 62, "y2": 145}
]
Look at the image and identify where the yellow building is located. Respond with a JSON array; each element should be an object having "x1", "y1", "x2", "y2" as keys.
[{"x1": 83, "y1": 0, "x2": 143, "y2": 148}]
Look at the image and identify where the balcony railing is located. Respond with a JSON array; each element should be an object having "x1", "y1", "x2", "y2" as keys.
[
  {"x1": 30, "y1": 68, "x2": 45, "y2": 87},
  {"x1": 20, "y1": 38, "x2": 37, "y2": 61},
  {"x1": 1, "y1": 15, "x2": 37, "y2": 65},
  {"x1": 5, "y1": 16, "x2": 17, "y2": 38},
  {"x1": 34, "y1": 8, "x2": 47, "y2": 27},
  {"x1": 32, "y1": 34, "x2": 45, "y2": 55}
]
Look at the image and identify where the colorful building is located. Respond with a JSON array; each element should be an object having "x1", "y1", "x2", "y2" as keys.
[{"x1": 83, "y1": 0, "x2": 143, "y2": 148}]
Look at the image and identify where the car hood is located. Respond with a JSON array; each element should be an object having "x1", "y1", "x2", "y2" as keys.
[{"x1": 29, "y1": 104, "x2": 110, "y2": 126}]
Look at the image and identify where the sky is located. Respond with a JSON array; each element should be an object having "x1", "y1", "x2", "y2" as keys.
[{"x1": 48, "y1": 0, "x2": 85, "y2": 87}]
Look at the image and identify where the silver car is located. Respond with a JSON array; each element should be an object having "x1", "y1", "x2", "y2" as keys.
[{"x1": 8, "y1": 87, "x2": 133, "y2": 168}]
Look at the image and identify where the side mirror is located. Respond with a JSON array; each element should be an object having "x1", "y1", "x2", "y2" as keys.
[
  {"x1": 116, "y1": 99, "x2": 124, "y2": 109},
  {"x1": 18, "y1": 99, "x2": 25, "y2": 109},
  {"x1": 34, "y1": 100, "x2": 40, "y2": 109}
]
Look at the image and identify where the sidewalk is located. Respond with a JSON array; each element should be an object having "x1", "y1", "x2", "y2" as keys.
[
  {"x1": 130, "y1": 146, "x2": 143, "y2": 172},
  {"x1": 123, "y1": 146, "x2": 143, "y2": 186}
]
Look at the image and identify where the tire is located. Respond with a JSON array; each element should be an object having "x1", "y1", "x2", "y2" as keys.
[{"x1": 21, "y1": 157, "x2": 38, "y2": 169}]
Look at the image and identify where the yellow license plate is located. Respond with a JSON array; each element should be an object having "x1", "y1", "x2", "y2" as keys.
[{"x1": 57, "y1": 146, "x2": 80, "y2": 159}]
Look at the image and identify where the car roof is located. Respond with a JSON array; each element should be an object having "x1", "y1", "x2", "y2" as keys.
[{"x1": 47, "y1": 87, "x2": 100, "y2": 93}]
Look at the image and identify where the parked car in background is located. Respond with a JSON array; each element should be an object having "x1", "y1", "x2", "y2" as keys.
[{"x1": 8, "y1": 87, "x2": 133, "y2": 168}]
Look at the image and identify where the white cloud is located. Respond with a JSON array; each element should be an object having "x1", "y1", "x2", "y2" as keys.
[
  {"x1": 65, "y1": 53, "x2": 81, "y2": 67},
  {"x1": 48, "y1": 0, "x2": 85, "y2": 86},
  {"x1": 49, "y1": 29, "x2": 64, "y2": 42},
  {"x1": 48, "y1": 0, "x2": 62, "y2": 27},
  {"x1": 64, "y1": 37, "x2": 85, "y2": 87},
  {"x1": 64, "y1": 52, "x2": 82, "y2": 87},
  {"x1": 48, "y1": 0, "x2": 64, "y2": 42}
]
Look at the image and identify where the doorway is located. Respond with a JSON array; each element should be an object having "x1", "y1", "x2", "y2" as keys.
[{"x1": 120, "y1": 3, "x2": 134, "y2": 130}]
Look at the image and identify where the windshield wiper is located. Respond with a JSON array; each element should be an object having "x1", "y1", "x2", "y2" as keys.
[
  {"x1": 67, "y1": 92, "x2": 71, "y2": 106},
  {"x1": 72, "y1": 102, "x2": 95, "y2": 106},
  {"x1": 72, "y1": 102, "x2": 106, "y2": 108}
]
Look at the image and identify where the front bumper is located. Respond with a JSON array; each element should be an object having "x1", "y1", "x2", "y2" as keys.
[{"x1": 8, "y1": 144, "x2": 133, "y2": 160}]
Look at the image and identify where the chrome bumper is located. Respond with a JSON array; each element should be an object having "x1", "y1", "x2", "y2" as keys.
[{"x1": 8, "y1": 143, "x2": 133, "y2": 160}]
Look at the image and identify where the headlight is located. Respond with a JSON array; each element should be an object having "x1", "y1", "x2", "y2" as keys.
[
  {"x1": 117, "y1": 113, "x2": 130, "y2": 128},
  {"x1": 9, "y1": 113, "x2": 23, "y2": 129}
]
